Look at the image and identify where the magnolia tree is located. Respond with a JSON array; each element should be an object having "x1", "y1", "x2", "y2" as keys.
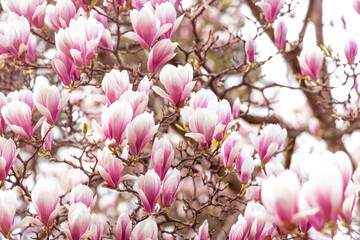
[{"x1": 1, "y1": 0, "x2": 360, "y2": 239}]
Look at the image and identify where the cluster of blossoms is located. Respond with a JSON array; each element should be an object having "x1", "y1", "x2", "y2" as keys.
[{"x1": 1, "y1": 0, "x2": 360, "y2": 239}]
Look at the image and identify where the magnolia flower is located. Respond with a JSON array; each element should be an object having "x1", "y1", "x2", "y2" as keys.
[
  {"x1": 2, "y1": 100, "x2": 35, "y2": 140},
  {"x1": 147, "y1": 39, "x2": 178, "y2": 73},
  {"x1": 119, "y1": 90, "x2": 149, "y2": 118},
  {"x1": 31, "y1": 179, "x2": 61, "y2": 227},
  {"x1": 41, "y1": 122, "x2": 54, "y2": 152},
  {"x1": 0, "y1": 93, "x2": 6, "y2": 134},
  {"x1": 70, "y1": 184, "x2": 97, "y2": 212},
  {"x1": 298, "y1": 45, "x2": 324, "y2": 81},
  {"x1": 256, "y1": 0, "x2": 285, "y2": 23},
  {"x1": 299, "y1": 162, "x2": 345, "y2": 230},
  {"x1": 55, "y1": 17, "x2": 103, "y2": 67},
  {"x1": 52, "y1": 51, "x2": 80, "y2": 86},
  {"x1": 220, "y1": 132, "x2": 242, "y2": 169},
  {"x1": 102, "y1": 70, "x2": 131, "y2": 105},
  {"x1": 61, "y1": 202, "x2": 96, "y2": 240},
  {"x1": 33, "y1": 84, "x2": 70, "y2": 124},
  {"x1": 245, "y1": 36, "x2": 255, "y2": 63},
  {"x1": 97, "y1": 147, "x2": 129, "y2": 188},
  {"x1": 161, "y1": 168, "x2": 182, "y2": 207},
  {"x1": 137, "y1": 76, "x2": 152, "y2": 94},
  {"x1": 0, "y1": 137, "x2": 18, "y2": 181},
  {"x1": 0, "y1": 190, "x2": 18, "y2": 237},
  {"x1": 0, "y1": 17, "x2": 33, "y2": 61},
  {"x1": 232, "y1": 97, "x2": 241, "y2": 119},
  {"x1": 152, "y1": 138, "x2": 174, "y2": 180},
  {"x1": 116, "y1": 213, "x2": 132, "y2": 240},
  {"x1": 274, "y1": 18, "x2": 287, "y2": 50},
  {"x1": 130, "y1": 217, "x2": 158, "y2": 240},
  {"x1": 236, "y1": 151, "x2": 254, "y2": 184},
  {"x1": 92, "y1": 101, "x2": 133, "y2": 145},
  {"x1": 185, "y1": 108, "x2": 224, "y2": 148},
  {"x1": 229, "y1": 215, "x2": 247, "y2": 240},
  {"x1": 250, "y1": 124, "x2": 287, "y2": 164},
  {"x1": 7, "y1": 89, "x2": 34, "y2": 110},
  {"x1": 198, "y1": 220, "x2": 208, "y2": 240},
  {"x1": 155, "y1": 2, "x2": 184, "y2": 39},
  {"x1": 124, "y1": 6, "x2": 171, "y2": 49},
  {"x1": 261, "y1": 170, "x2": 301, "y2": 228},
  {"x1": 2, "y1": 0, "x2": 47, "y2": 28},
  {"x1": 153, "y1": 63, "x2": 195, "y2": 106},
  {"x1": 125, "y1": 112, "x2": 159, "y2": 156},
  {"x1": 344, "y1": 37, "x2": 358, "y2": 64},
  {"x1": 137, "y1": 169, "x2": 161, "y2": 213},
  {"x1": 45, "y1": 0, "x2": 76, "y2": 32}
]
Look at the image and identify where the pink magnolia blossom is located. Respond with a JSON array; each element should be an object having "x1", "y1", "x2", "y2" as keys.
[
  {"x1": 232, "y1": 97, "x2": 241, "y2": 119},
  {"x1": 102, "y1": 69, "x2": 131, "y2": 104},
  {"x1": 244, "y1": 201, "x2": 275, "y2": 240},
  {"x1": 153, "y1": 63, "x2": 195, "y2": 106},
  {"x1": 92, "y1": 101, "x2": 133, "y2": 145},
  {"x1": 0, "y1": 93, "x2": 7, "y2": 134},
  {"x1": 236, "y1": 151, "x2": 254, "y2": 184},
  {"x1": 161, "y1": 168, "x2": 182, "y2": 207},
  {"x1": 7, "y1": 89, "x2": 34, "y2": 110},
  {"x1": 119, "y1": 90, "x2": 149, "y2": 118},
  {"x1": 130, "y1": 217, "x2": 158, "y2": 240},
  {"x1": 147, "y1": 39, "x2": 178, "y2": 73},
  {"x1": 245, "y1": 36, "x2": 255, "y2": 63},
  {"x1": 1, "y1": 0, "x2": 47, "y2": 28},
  {"x1": 97, "y1": 147, "x2": 126, "y2": 188},
  {"x1": 125, "y1": 112, "x2": 159, "y2": 156},
  {"x1": 261, "y1": 170, "x2": 301, "y2": 228},
  {"x1": 298, "y1": 45, "x2": 324, "y2": 81},
  {"x1": 344, "y1": 37, "x2": 358, "y2": 64},
  {"x1": 299, "y1": 162, "x2": 345, "y2": 230},
  {"x1": 137, "y1": 169, "x2": 161, "y2": 213},
  {"x1": 70, "y1": 184, "x2": 97, "y2": 212},
  {"x1": 229, "y1": 215, "x2": 247, "y2": 240},
  {"x1": 34, "y1": 84, "x2": 70, "y2": 124},
  {"x1": 132, "y1": 0, "x2": 147, "y2": 11},
  {"x1": 52, "y1": 51, "x2": 80, "y2": 86},
  {"x1": 116, "y1": 213, "x2": 132, "y2": 240},
  {"x1": 264, "y1": 159, "x2": 284, "y2": 177},
  {"x1": 124, "y1": 6, "x2": 171, "y2": 49},
  {"x1": 198, "y1": 220, "x2": 208, "y2": 240},
  {"x1": 0, "y1": 137, "x2": 18, "y2": 181},
  {"x1": 256, "y1": 0, "x2": 285, "y2": 23},
  {"x1": 56, "y1": 16, "x2": 103, "y2": 67},
  {"x1": 41, "y1": 122, "x2": 54, "y2": 152},
  {"x1": 31, "y1": 179, "x2": 61, "y2": 227},
  {"x1": 0, "y1": 17, "x2": 33, "y2": 61},
  {"x1": 152, "y1": 138, "x2": 174, "y2": 180},
  {"x1": 89, "y1": 214, "x2": 107, "y2": 240},
  {"x1": 190, "y1": 89, "x2": 217, "y2": 109},
  {"x1": 353, "y1": 0, "x2": 360, "y2": 14},
  {"x1": 137, "y1": 76, "x2": 152, "y2": 94},
  {"x1": 208, "y1": 99, "x2": 232, "y2": 141},
  {"x1": 0, "y1": 190, "x2": 17, "y2": 237},
  {"x1": 1, "y1": 100, "x2": 34, "y2": 140},
  {"x1": 250, "y1": 124, "x2": 287, "y2": 164},
  {"x1": 221, "y1": 132, "x2": 242, "y2": 169},
  {"x1": 155, "y1": 2, "x2": 184, "y2": 39},
  {"x1": 185, "y1": 108, "x2": 224, "y2": 148},
  {"x1": 325, "y1": 151, "x2": 353, "y2": 192},
  {"x1": 274, "y1": 18, "x2": 287, "y2": 50},
  {"x1": 61, "y1": 202, "x2": 96, "y2": 240},
  {"x1": 45, "y1": 0, "x2": 77, "y2": 32}
]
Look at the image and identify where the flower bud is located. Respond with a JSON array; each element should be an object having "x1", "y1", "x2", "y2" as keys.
[
  {"x1": 198, "y1": 220, "x2": 208, "y2": 240},
  {"x1": 147, "y1": 39, "x2": 178, "y2": 73},
  {"x1": 274, "y1": 18, "x2": 287, "y2": 50},
  {"x1": 102, "y1": 70, "x2": 131, "y2": 104},
  {"x1": 97, "y1": 147, "x2": 125, "y2": 188},
  {"x1": 130, "y1": 217, "x2": 158, "y2": 240},
  {"x1": 298, "y1": 45, "x2": 324, "y2": 81},
  {"x1": 116, "y1": 213, "x2": 132, "y2": 240},
  {"x1": 232, "y1": 97, "x2": 241, "y2": 119},
  {"x1": 256, "y1": 0, "x2": 284, "y2": 23},
  {"x1": 137, "y1": 169, "x2": 161, "y2": 213},
  {"x1": 344, "y1": 37, "x2": 358, "y2": 64},
  {"x1": 41, "y1": 122, "x2": 54, "y2": 152},
  {"x1": 236, "y1": 151, "x2": 254, "y2": 184},
  {"x1": 70, "y1": 184, "x2": 97, "y2": 212},
  {"x1": 161, "y1": 169, "x2": 182, "y2": 207},
  {"x1": 221, "y1": 132, "x2": 242, "y2": 169},
  {"x1": 152, "y1": 138, "x2": 174, "y2": 180}
]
